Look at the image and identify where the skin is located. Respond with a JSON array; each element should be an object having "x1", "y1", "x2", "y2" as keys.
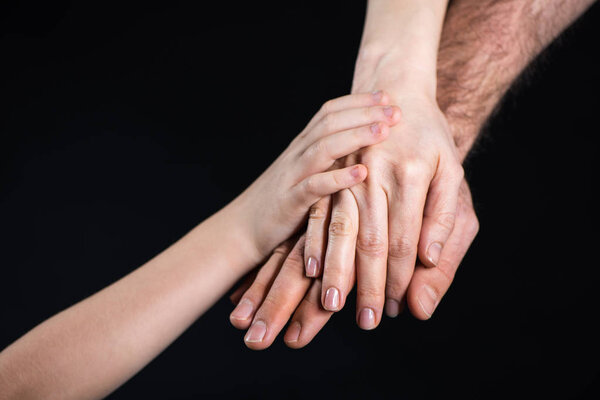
[
  {"x1": 230, "y1": 0, "x2": 596, "y2": 349},
  {"x1": 317, "y1": 0, "x2": 458, "y2": 329},
  {"x1": 0, "y1": 92, "x2": 400, "y2": 400}
]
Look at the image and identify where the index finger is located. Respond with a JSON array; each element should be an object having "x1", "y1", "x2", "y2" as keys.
[{"x1": 407, "y1": 180, "x2": 479, "y2": 319}]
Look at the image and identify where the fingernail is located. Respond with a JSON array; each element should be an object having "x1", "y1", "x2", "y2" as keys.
[
  {"x1": 284, "y1": 321, "x2": 301, "y2": 343},
  {"x1": 324, "y1": 287, "x2": 340, "y2": 310},
  {"x1": 385, "y1": 299, "x2": 400, "y2": 318},
  {"x1": 306, "y1": 256, "x2": 318, "y2": 277},
  {"x1": 370, "y1": 123, "x2": 381, "y2": 135},
  {"x1": 426, "y1": 242, "x2": 443, "y2": 267},
  {"x1": 417, "y1": 285, "x2": 439, "y2": 318},
  {"x1": 350, "y1": 165, "x2": 363, "y2": 179},
  {"x1": 230, "y1": 299, "x2": 254, "y2": 321},
  {"x1": 383, "y1": 106, "x2": 394, "y2": 118},
  {"x1": 245, "y1": 320, "x2": 267, "y2": 343},
  {"x1": 358, "y1": 308, "x2": 376, "y2": 330},
  {"x1": 372, "y1": 90, "x2": 383, "y2": 103}
]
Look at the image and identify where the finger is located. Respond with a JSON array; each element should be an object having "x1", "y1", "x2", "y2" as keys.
[
  {"x1": 229, "y1": 239, "x2": 293, "y2": 329},
  {"x1": 407, "y1": 180, "x2": 479, "y2": 320},
  {"x1": 354, "y1": 184, "x2": 388, "y2": 330},
  {"x1": 300, "y1": 122, "x2": 390, "y2": 176},
  {"x1": 244, "y1": 236, "x2": 313, "y2": 350},
  {"x1": 304, "y1": 91, "x2": 391, "y2": 132},
  {"x1": 229, "y1": 269, "x2": 258, "y2": 305},
  {"x1": 321, "y1": 189, "x2": 359, "y2": 312},
  {"x1": 285, "y1": 270, "x2": 356, "y2": 348},
  {"x1": 384, "y1": 175, "x2": 429, "y2": 318},
  {"x1": 304, "y1": 196, "x2": 331, "y2": 278},
  {"x1": 417, "y1": 162, "x2": 464, "y2": 268},
  {"x1": 306, "y1": 105, "x2": 401, "y2": 142},
  {"x1": 292, "y1": 164, "x2": 367, "y2": 209}
]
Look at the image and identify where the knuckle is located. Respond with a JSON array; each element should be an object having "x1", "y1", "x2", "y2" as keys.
[
  {"x1": 435, "y1": 211, "x2": 456, "y2": 234},
  {"x1": 284, "y1": 248, "x2": 305, "y2": 268},
  {"x1": 320, "y1": 99, "x2": 333, "y2": 115},
  {"x1": 385, "y1": 280, "x2": 408, "y2": 300},
  {"x1": 331, "y1": 170, "x2": 345, "y2": 187},
  {"x1": 357, "y1": 284, "x2": 384, "y2": 301},
  {"x1": 321, "y1": 113, "x2": 337, "y2": 133},
  {"x1": 301, "y1": 294, "x2": 321, "y2": 308},
  {"x1": 328, "y1": 212, "x2": 354, "y2": 236},
  {"x1": 272, "y1": 246, "x2": 291, "y2": 257},
  {"x1": 363, "y1": 106, "x2": 375, "y2": 120},
  {"x1": 457, "y1": 202, "x2": 479, "y2": 239},
  {"x1": 452, "y1": 164, "x2": 465, "y2": 182},
  {"x1": 304, "y1": 138, "x2": 326, "y2": 161},
  {"x1": 272, "y1": 240, "x2": 293, "y2": 256},
  {"x1": 245, "y1": 280, "x2": 267, "y2": 298},
  {"x1": 356, "y1": 231, "x2": 386, "y2": 256},
  {"x1": 387, "y1": 235, "x2": 414, "y2": 260},
  {"x1": 322, "y1": 261, "x2": 346, "y2": 277},
  {"x1": 304, "y1": 176, "x2": 319, "y2": 196},
  {"x1": 358, "y1": 148, "x2": 379, "y2": 165},
  {"x1": 260, "y1": 293, "x2": 281, "y2": 311},
  {"x1": 309, "y1": 204, "x2": 328, "y2": 220},
  {"x1": 466, "y1": 215, "x2": 480, "y2": 239},
  {"x1": 395, "y1": 159, "x2": 429, "y2": 186},
  {"x1": 432, "y1": 266, "x2": 454, "y2": 288}
]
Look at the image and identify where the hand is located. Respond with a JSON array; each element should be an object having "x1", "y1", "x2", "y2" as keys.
[
  {"x1": 304, "y1": 95, "x2": 465, "y2": 328},
  {"x1": 230, "y1": 179, "x2": 478, "y2": 349},
  {"x1": 231, "y1": 92, "x2": 401, "y2": 261}
]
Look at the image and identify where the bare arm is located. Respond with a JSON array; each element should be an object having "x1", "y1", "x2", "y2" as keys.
[
  {"x1": 0, "y1": 209, "x2": 256, "y2": 400},
  {"x1": 438, "y1": 0, "x2": 597, "y2": 159},
  {"x1": 0, "y1": 92, "x2": 397, "y2": 399}
]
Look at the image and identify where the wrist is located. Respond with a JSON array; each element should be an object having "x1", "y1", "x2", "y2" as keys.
[
  {"x1": 196, "y1": 197, "x2": 264, "y2": 276},
  {"x1": 354, "y1": 0, "x2": 448, "y2": 97},
  {"x1": 353, "y1": 48, "x2": 437, "y2": 99},
  {"x1": 440, "y1": 102, "x2": 486, "y2": 163}
]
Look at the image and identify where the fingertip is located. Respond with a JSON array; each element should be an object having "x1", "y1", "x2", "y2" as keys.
[
  {"x1": 350, "y1": 164, "x2": 368, "y2": 181},
  {"x1": 425, "y1": 241, "x2": 443, "y2": 268},
  {"x1": 357, "y1": 307, "x2": 378, "y2": 330},
  {"x1": 322, "y1": 286, "x2": 342, "y2": 312},
  {"x1": 284, "y1": 332, "x2": 312, "y2": 349},
  {"x1": 305, "y1": 256, "x2": 319, "y2": 278},
  {"x1": 407, "y1": 282, "x2": 439, "y2": 321},
  {"x1": 370, "y1": 122, "x2": 390, "y2": 141},
  {"x1": 371, "y1": 90, "x2": 390, "y2": 105},
  {"x1": 383, "y1": 105, "x2": 402, "y2": 126},
  {"x1": 243, "y1": 320, "x2": 269, "y2": 350},
  {"x1": 283, "y1": 321, "x2": 302, "y2": 344},
  {"x1": 380, "y1": 90, "x2": 391, "y2": 105},
  {"x1": 229, "y1": 299, "x2": 255, "y2": 329},
  {"x1": 384, "y1": 298, "x2": 403, "y2": 318},
  {"x1": 229, "y1": 313, "x2": 253, "y2": 330}
]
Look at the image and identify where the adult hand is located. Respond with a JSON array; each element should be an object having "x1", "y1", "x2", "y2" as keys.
[
  {"x1": 304, "y1": 95, "x2": 465, "y2": 329},
  {"x1": 230, "y1": 179, "x2": 478, "y2": 348}
]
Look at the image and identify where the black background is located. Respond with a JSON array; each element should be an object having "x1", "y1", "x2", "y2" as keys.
[{"x1": 1, "y1": 1, "x2": 599, "y2": 399}]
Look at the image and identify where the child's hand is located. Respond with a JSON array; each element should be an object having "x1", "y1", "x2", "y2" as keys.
[{"x1": 232, "y1": 91, "x2": 401, "y2": 261}]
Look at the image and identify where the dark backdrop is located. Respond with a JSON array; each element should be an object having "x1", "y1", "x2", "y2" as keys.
[{"x1": 1, "y1": 1, "x2": 598, "y2": 399}]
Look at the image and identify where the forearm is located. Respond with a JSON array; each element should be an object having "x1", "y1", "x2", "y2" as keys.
[
  {"x1": 353, "y1": 0, "x2": 450, "y2": 98},
  {"x1": 437, "y1": 0, "x2": 596, "y2": 160},
  {"x1": 0, "y1": 205, "x2": 256, "y2": 400}
]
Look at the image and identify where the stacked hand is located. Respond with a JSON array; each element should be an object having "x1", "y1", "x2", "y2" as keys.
[
  {"x1": 230, "y1": 92, "x2": 479, "y2": 349},
  {"x1": 2, "y1": 1, "x2": 591, "y2": 397},
  {"x1": 228, "y1": 0, "x2": 592, "y2": 351}
]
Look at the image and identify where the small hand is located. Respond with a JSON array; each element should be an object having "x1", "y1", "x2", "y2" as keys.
[{"x1": 233, "y1": 92, "x2": 401, "y2": 260}]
